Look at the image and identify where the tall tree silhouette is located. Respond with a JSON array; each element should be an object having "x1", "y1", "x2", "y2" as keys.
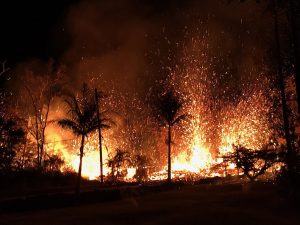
[
  {"x1": 58, "y1": 84, "x2": 110, "y2": 194},
  {"x1": 234, "y1": 0, "x2": 296, "y2": 174},
  {"x1": 0, "y1": 117, "x2": 25, "y2": 173},
  {"x1": 288, "y1": 0, "x2": 300, "y2": 114},
  {"x1": 23, "y1": 68, "x2": 64, "y2": 169},
  {"x1": 94, "y1": 88, "x2": 113, "y2": 183},
  {"x1": 155, "y1": 90, "x2": 187, "y2": 183},
  {"x1": 273, "y1": 0, "x2": 295, "y2": 172},
  {"x1": 223, "y1": 145, "x2": 281, "y2": 181}
]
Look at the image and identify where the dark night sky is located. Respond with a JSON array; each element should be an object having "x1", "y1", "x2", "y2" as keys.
[
  {"x1": 0, "y1": 0, "x2": 188, "y2": 65},
  {"x1": 0, "y1": 0, "x2": 274, "y2": 96},
  {"x1": 1, "y1": 0, "x2": 291, "y2": 98},
  {"x1": 0, "y1": 0, "x2": 79, "y2": 63}
]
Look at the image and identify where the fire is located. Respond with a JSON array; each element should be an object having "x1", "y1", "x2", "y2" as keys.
[
  {"x1": 42, "y1": 36, "x2": 275, "y2": 182},
  {"x1": 219, "y1": 88, "x2": 271, "y2": 156},
  {"x1": 173, "y1": 144, "x2": 213, "y2": 173},
  {"x1": 45, "y1": 130, "x2": 108, "y2": 180},
  {"x1": 68, "y1": 151, "x2": 105, "y2": 180},
  {"x1": 126, "y1": 167, "x2": 137, "y2": 179},
  {"x1": 46, "y1": 129, "x2": 138, "y2": 181},
  {"x1": 45, "y1": 81, "x2": 272, "y2": 182}
]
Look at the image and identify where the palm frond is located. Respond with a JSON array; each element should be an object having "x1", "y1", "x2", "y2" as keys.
[
  {"x1": 59, "y1": 83, "x2": 112, "y2": 139},
  {"x1": 100, "y1": 118, "x2": 115, "y2": 127},
  {"x1": 171, "y1": 114, "x2": 188, "y2": 126},
  {"x1": 58, "y1": 119, "x2": 82, "y2": 136},
  {"x1": 154, "y1": 89, "x2": 186, "y2": 125}
]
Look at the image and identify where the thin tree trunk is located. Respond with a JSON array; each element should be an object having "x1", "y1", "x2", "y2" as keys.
[
  {"x1": 167, "y1": 123, "x2": 171, "y2": 183},
  {"x1": 288, "y1": 0, "x2": 300, "y2": 114},
  {"x1": 274, "y1": 2, "x2": 294, "y2": 172},
  {"x1": 76, "y1": 134, "x2": 85, "y2": 194},
  {"x1": 40, "y1": 102, "x2": 50, "y2": 168},
  {"x1": 35, "y1": 117, "x2": 40, "y2": 168},
  {"x1": 24, "y1": 85, "x2": 41, "y2": 168},
  {"x1": 95, "y1": 88, "x2": 104, "y2": 183},
  {"x1": 31, "y1": 100, "x2": 40, "y2": 168},
  {"x1": 40, "y1": 138, "x2": 44, "y2": 168},
  {"x1": 21, "y1": 141, "x2": 27, "y2": 169}
]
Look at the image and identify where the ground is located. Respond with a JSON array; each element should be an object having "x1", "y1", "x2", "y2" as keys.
[{"x1": 0, "y1": 183, "x2": 299, "y2": 225}]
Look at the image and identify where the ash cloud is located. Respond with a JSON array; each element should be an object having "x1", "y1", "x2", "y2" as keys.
[{"x1": 58, "y1": 0, "x2": 272, "y2": 98}]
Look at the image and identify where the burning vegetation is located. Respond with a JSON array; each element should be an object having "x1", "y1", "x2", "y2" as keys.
[{"x1": 0, "y1": 54, "x2": 294, "y2": 184}]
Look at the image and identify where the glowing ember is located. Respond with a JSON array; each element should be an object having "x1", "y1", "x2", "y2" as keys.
[
  {"x1": 42, "y1": 35, "x2": 275, "y2": 182},
  {"x1": 126, "y1": 167, "x2": 137, "y2": 180},
  {"x1": 173, "y1": 139, "x2": 213, "y2": 174}
]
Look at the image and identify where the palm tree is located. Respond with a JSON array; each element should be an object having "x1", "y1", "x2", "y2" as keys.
[
  {"x1": 58, "y1": 84, "x2": 110, "y2": 194},
  {"x1": 155, "y1": 89, "x2": 187, "y2": 183},
  {"x1": 94, "y1": 88, "x2": 113, "y2": 184}
]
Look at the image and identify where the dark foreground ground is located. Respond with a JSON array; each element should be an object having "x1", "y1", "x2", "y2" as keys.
[{"x1": 0, "y1": 183, "x2": 299, "y2": 225}]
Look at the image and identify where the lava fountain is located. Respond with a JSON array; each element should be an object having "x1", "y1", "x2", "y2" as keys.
[{"x1": 43, "y1": 35, "x2": 274, "y2": 181}]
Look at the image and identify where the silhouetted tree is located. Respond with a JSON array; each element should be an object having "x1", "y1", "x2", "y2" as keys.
[
  {"x1": 107, "y1": 149, "x2": 131, "y2": 182},
  {"x1": 235, "y1": 0, "x2": 297, "y2": 173},
  {"x1": 58, "y1": 83, "x2": 110, "y2": 194},
  {"x1": 235, "y1": 0, "x2": 300, "y2": 199},
  {"x1": 288, "y1": 0, "x2": 300, "y2": 114},
  {"x1": 272, "y1": 0, "x2": 296, "y2": 174},
  {"x1": 94, "y1": 88, "x2": 113, "y2": 184},
  {"x1": 132, "y1": 154, "x2": 148, "y2": 183},
  {"x1": 23, "y1": 68, "x2": 64, "y2": 169},
  {"x1": 154, "y1": 89, "x2": 187, "y2": 183},
  {"x1": 44, "y1": 154, "x2": 65, "y2": 172},
  {"x1": 223, "y1": 145, "x2": 281, "y2": 181},
  {"x1": 15, "y1": 140, "x2": 36, "y2": 170},
  {"x1": 0, "y1": 117, "x2": 25, "y2": 173},
  {"x1": 0, "y1": 61, "x2": 11, "y2": 119}
]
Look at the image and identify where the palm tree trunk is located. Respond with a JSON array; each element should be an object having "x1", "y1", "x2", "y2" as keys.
[
  {"x1": 95, "y1": 88, "x2": 104, "y2": 184},
  {"x1": 167, "y1": 123, "x2": 171, "y2": 183},
  {"x1": 76, "y1": 134, "x2": 85, "y2": 194}
]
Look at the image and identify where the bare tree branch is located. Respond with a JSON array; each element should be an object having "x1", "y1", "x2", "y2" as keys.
[{"x1": 0, "y1": 61, "x2": 9, "y2": 77}]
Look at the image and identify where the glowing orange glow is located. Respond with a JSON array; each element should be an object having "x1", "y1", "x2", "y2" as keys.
[
  {"x1": 42, "y1": 37, "x2": 276, "y2": 181},
  {"x1": 44, "y1": 76, "x2": 273, "y2": 181}
]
